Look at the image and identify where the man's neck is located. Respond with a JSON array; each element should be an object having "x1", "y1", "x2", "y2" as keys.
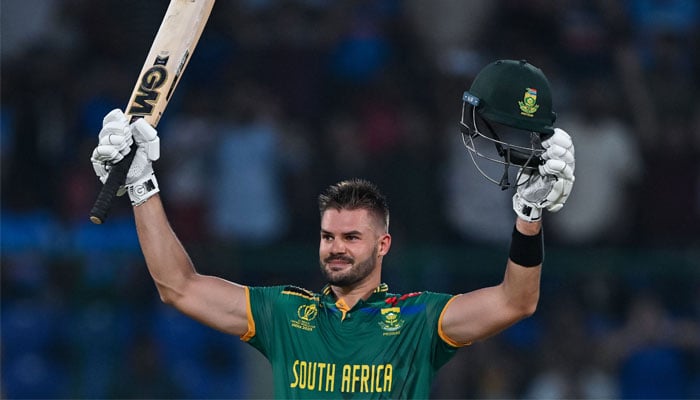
[{"x1": 330, "y1": 279, "x2": 380, "y2": 310}]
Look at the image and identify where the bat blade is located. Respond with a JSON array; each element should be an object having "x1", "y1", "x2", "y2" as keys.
[{"x1": 89, "y1": 0, "x2": 215, "y2": 224}]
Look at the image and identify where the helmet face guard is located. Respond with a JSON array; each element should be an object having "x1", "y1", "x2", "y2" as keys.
[
  {"x1": 459, "y1": 60, "x2": 556, "y2": 190},
  {"x1": 460, "y1": 98, "x2": 545, "y2": 190}
]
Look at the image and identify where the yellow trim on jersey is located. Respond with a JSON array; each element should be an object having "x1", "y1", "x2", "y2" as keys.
[
  {"x1": 281, "y1": 290, "x2": 315, "y2": 300},
  {"x1": 437, "y1": 295, "x2": 472, "y2": 347},
  {"x1": 335, "y1": 298, "x2": 350, "y2": 321},
  {"x1": 240, "y1": 286, "x2": 256, "y2": 342}
]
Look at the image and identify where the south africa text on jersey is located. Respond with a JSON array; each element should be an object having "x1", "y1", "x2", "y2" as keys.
[{"x1": 290, "y1": 360, "x2": 393, "y2": 393}]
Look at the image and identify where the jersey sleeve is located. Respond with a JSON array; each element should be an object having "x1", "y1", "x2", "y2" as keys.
[
  {"x1": 240, "y1": 285, "x2": 287, "y2": 359},
  {"x1": 422, "y1": 291, "x2": 461, "y2": 369}
]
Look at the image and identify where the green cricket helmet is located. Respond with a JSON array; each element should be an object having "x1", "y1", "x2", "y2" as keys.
[{"x1": 459, "y1": 59, "x2": 557, "y2": 189}]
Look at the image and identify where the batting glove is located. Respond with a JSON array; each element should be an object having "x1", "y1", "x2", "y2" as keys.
[
  {"x1": 512, "y1": 128, "x2": 575, "y2": 222},
  {"x1": 91, "y1": 109, "x2": 133, "y2": 182},
  {"x1": 91, "y1": 109, "x2": 161, "y2": 206}
]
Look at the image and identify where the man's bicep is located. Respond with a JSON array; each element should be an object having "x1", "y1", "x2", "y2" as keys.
[
  {"x1": 439, "y1": 285, "x2": 521, "y2": 345},
  {"x1": 171, "y1": 274, "x2": 250, "y2": 336}
]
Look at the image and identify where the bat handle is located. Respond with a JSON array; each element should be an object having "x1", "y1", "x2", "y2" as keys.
[{"x1": 89, "y1": 143, "x2": 137, "y2": 224}]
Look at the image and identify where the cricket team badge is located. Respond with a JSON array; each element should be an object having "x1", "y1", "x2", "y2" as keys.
[
  {"x1": 379, "y1": 307, "x2": 404, "y2": 335},
  {"x1": 518, "y1": 87, "x2": 539, "y2": 117}
]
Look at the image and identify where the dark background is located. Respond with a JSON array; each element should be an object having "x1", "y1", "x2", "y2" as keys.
[{"x1": 2, "y1": 0, "x2": 699, "y2": 398}]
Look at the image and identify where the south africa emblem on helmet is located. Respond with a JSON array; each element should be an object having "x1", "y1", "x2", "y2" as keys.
[
  {"x1": 379, "y1": 307, "x2": 404, "y2": 336},
  {"x1": 518, "y1": 87, "x2": 539, "y2": 117}
]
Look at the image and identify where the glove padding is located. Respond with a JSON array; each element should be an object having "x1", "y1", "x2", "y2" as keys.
[
  {"x1": 91, "y1": 109, "x2": 161, "y2": 205},
  {"x1": 91, "y1": 109, "x2": 134, "y2": 183},
  {"x1": 513, "y1": 128, "x2": 575, "y2": 222}
]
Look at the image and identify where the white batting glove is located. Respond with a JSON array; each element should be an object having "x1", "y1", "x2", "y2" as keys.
[
  {"x1": 513, "y1": 128, "x2": 575, "y2": 222},
  {"x1": 91, "y1": 109, "x2": 161, "y2": 205},
  {"x1": 125, "y1": 118, "x2": 160, "y2": 205},
  {"x1": 91, "y1": 109, "x2": 133, "y2": 183}
]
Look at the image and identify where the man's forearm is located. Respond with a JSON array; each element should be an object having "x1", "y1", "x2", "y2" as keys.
[
  {"x1": 503, "y1": 218, "x2": 542, "y2": 315},
  {"x1": 515, "y1": 218, "x2": 541, "y2": 236},
  {"x1": 133, "y1": 194, "x2": 196, "y2": 303}
]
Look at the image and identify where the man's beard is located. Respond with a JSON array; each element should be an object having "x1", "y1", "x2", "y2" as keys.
[{"x1": 320, "y1": 245, "x2": 378, "y2": 287}]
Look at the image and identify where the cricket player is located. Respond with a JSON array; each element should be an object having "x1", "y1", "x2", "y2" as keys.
[{"x1": 91, "y1": 59, "x2": 574, "y2": 398}]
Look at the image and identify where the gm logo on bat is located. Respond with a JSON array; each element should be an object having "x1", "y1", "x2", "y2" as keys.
[{"x1": 128, "y1": 55, "x2": 170, "y2": 116}]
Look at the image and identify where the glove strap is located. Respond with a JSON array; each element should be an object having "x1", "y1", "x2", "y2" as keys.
[
  {"x1": 512, "y1": 193, "x2": 542, "y2": 222},
  {"x1": 127, "y1": 173, "x2": 160, "y2": 206}
]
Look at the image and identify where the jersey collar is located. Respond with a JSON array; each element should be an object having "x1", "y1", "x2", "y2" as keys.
[
  {"x1": 321, "y1": 283, "x2": 388, "y2": 296},
  {"x1": 321, "y1": 283, "x2": 390, "y2": 320}
]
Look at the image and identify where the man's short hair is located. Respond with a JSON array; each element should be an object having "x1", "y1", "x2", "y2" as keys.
[{"x1": 318, "y1": 178, "x2": 390, "y2": 232}]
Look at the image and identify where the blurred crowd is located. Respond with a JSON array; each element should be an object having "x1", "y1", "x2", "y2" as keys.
[{"x1": 2, "y1": 0, "x2": 700, "y2": 398}]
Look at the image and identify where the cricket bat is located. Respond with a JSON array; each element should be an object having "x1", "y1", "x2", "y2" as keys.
[{"x1": 89, "y1": 0, "x2": 215, "y2": 224}]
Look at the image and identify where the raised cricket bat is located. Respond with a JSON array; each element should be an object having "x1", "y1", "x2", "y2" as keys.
[{"x1": 89, "y1": 0, "x2": 215, "y2": 224}]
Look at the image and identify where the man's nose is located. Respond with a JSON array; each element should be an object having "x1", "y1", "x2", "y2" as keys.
[{"x1": 330, "y1": 239, "x2": 346, "y2": 253}]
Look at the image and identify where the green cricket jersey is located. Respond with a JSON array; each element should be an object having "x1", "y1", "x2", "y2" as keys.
[{"x1": 241, "y1": 283, "x2": 464, "y2": 399}]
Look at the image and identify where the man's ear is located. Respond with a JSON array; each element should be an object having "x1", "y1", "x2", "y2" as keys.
[{"x1": 378, "y1": 233, "x2": 392, "y2": 256}]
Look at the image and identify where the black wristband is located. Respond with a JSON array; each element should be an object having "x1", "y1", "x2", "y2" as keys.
[{"x1": 509, "y1": 225, "x2": 544, "y2": 267}]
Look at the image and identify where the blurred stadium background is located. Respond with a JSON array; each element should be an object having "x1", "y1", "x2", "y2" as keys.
[{"x1": 2, "y1": 0, "x2": 699, "y2": 398}]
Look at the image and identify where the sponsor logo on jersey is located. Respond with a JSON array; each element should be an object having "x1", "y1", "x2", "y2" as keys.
[
  {"x1": 519, "y1": 87, "x2": 540, "y2": 117},
  {"x1": 378, "y1": 307, "x2": 404, "y2": 335}
]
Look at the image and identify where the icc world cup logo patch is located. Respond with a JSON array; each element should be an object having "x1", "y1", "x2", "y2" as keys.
[
  {"x1": 518, "y1": 87, "x2": 539, "y2": 117},
  {"x1": 298, "y1": 304, "x2": 318, "y2": 321},
  {"x1": 291, "y1": 304, "x2": 318, "y2": 332}
]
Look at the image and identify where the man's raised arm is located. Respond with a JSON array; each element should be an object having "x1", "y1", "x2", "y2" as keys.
[
  {"x1": 440, "y1": 128, "x2": 575, "y2": 346},
  {"x1": 91, "y1": 109, "x2": 250, "y2": 336},
  {"x1": 440, "y1": 219, "x2": 542, "y2": 345}
]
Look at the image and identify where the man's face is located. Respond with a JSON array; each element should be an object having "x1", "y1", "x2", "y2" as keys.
[{"x1": 319, "y1": 208, "x2": 389, "y2": 287}]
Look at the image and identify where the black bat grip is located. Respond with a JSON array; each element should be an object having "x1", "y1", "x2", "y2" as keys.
[{"x1": 89, "y1": 142, "x2": 137, "y2": 224}]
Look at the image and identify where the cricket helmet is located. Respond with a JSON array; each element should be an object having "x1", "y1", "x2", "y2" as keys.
[{"x1": 460, "y1": 59, "x2": 557, "y2": 189}]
